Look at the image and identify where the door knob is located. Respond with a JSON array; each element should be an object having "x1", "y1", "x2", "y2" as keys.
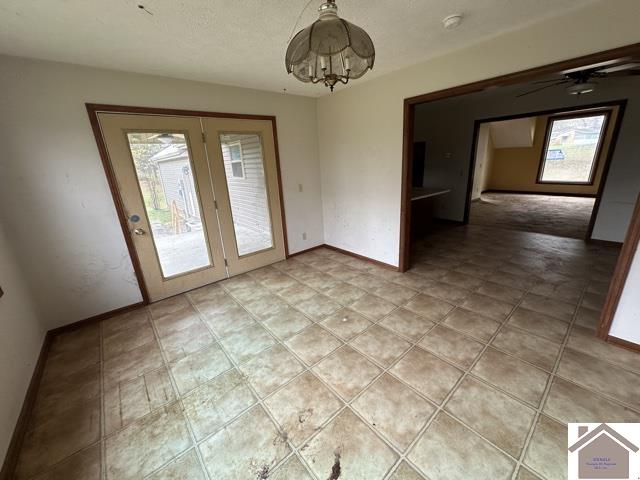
[{"x1": 133, "y1": 228, "x2": 146, "y2": 235}]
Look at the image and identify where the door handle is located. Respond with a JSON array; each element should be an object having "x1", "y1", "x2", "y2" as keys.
[{"x1": 133, "y1": 228, "x2": 146, "y2": 236}]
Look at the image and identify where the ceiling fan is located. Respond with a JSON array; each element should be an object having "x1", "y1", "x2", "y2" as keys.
[{"x1": 517, "y1": 60, "x2": 640, "y2": 97}]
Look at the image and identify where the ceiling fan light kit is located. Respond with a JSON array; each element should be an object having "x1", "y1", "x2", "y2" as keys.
[
  {"x1": 285, "y1": 0, "x2": 375, "y2": 91},
  {"x1": 566, "y1": 82, "x2": 597, "y2": 95}
]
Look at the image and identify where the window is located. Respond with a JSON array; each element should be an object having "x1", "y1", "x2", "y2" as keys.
[
  {"x1": 538, "y1": 112, "x2": 609, "y2": 184},
  {"x1": 228, "y1": 142, "x2": 245, "y2": 178}
]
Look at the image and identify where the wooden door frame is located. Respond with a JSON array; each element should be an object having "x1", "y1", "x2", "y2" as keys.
[
  {"x1": 86, "y1": 103, "x2": 289, "y2": 305},
  {"x1": 464, "y1": 100, "x2": 626, "y2": 231},
  {"x1": 597, "y1": 194, "x2": 640, "y2": 349},
  {"x1": 399, "y1": 42, "x2": 640, "y2": 272}
]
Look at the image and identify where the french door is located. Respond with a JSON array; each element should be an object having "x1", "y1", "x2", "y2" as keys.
[{"x1": 97, "y1": 112, "x2": 286, "y2": 301}]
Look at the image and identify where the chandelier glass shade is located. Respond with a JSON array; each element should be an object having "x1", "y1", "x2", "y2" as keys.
[{"x1": 285, "y1": 0, "x2": 375, "y2": 91}]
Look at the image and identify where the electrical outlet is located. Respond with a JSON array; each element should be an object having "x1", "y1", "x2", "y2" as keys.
[{"x1": 302, "y1": 232, "x2": 307, "y2": 240}]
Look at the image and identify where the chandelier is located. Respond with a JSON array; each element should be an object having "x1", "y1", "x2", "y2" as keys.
[{"x1": 285, "y1": 0, "x2": 375, "y2": 91}]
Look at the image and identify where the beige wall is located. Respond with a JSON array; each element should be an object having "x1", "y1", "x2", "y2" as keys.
[
  {"x1": 487, "y1": 110, "x2": 618, "y2": 195},
  {"x1": 318, "y1": 0, "x2": 640, "y2": 265},
  {"x1": 0, "y1": 224, "x2": 45, "y2": 461}
]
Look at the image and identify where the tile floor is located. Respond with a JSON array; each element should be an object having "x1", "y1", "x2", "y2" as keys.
[
  {"x1": 14, "y1": 224, "x2": 640, "y2": 480},
  {"x1": 470, "y1": 193, "x2": 596, "y2": 239}
]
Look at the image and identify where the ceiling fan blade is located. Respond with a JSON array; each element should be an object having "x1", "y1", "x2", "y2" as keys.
[
  {"x1": 532, "y1": 78, "x2": 570, "y2": 84},
  {"x1": 562, "y1": 58, "x2": 631, "y2": 75},
  {"x1": 599, "y1": 62, "x2": 640, "y2": 74},
  {"x1": 516, "y1": 81, "x2": 568, "y2": 97}
]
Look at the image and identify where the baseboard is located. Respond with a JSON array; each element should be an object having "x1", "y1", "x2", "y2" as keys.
[
  {"x1": 587, "y1": 238, "x2": 623, "y2": 248},
  {"x1": 286, "y1": 244, "x2": 325, "y2": 258},
  {"x1": 48, "y1": 301, "x2": 145, "y2": 337},
  {"x1": 482, "y1": 189, "x2": 597, "y2": 198},
  {"x1": 0, "y1": 332, "x2": 52, "y2": 480},
  {"x1": 606, "y1": 335, "x2": 640, "y2": 353},
  {"x1": 322, "y1": 244, "x2": 399, "y2": 271}
]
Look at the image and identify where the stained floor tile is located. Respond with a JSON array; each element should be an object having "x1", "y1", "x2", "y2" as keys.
[
  {"x1": 300, "y1": 409, "x2": 398, "y2": 480},
  {"x1": 313, "y1": 346, "x2": 382, "y2": 400},
  {"x1": 30, "y1": 443, "x2": 101, "y2": 480},
  {"x1": 239, "y1": 344, "x2": 305, "y2": 397},
  {"x1": 146, "y1": 449, "x2": 206, "y2": 479},
  {"x1": 320, "y1": 308, "x2": 372, "y2": 341},
  {"x1": 389, "y1": 461, "x2": 426, "y2": 480},
  {"x1": 169, "y1": 343, "x2": 232, "y2": 394},
  {"x1": 199, "y1": 406, "x2": 290, "y2": 480},
  {"x1": 285, "y1": 324, "x2": 342, "y2": 365}
]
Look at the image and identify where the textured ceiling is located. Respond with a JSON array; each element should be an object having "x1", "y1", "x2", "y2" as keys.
[{"x1": 0, "y1": 0, "x2": 599, "y2": 96}]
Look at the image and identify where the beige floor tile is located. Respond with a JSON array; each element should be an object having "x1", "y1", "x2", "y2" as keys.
[
  {"x1": 557, "y1": 348, "x2": 640, "y2": 409},
  {"x1": 323, "y1": 281, "x2": 368, "y2": 305},
  {"x1": 476, "y1": 281, "x2": 525, "y2": 305},
  {"x1": 370, "y1": 282, "x2": 418, "y2": 305},
  {"x1": 265, "y1": 371, "x2": 342, "y2": 446},
  {"x1": 275, "y1": 283, "x2": 317, "y2": 305},
  {"x1": 16, "y1": 398, "x2": 101, "y2": 478},
  {"x1": 295, "y1": 294, "x2": 341, "y2": 321},
  {"x1": 32, "y1": 363, "x2": 100, "y2": 423},
  {"x1": 219, "y1": 323, "x2": 276, "y2": 364},
  {"x1": 48, "y1": 325, "x2": 100, "y2": 358},
  {"x1": 300, "y1": 408, "x2": 398, "y2": 480},
  {"x1": 148, "y1": 295, "x2": 190, "y2": 320},
  {"x1": 203, "y1": 304, "x2": 255, "y2": 337},
  {"x1": 379, "y1": 307, "x2": 435, "y2": 342},
  {"x1": 523, "y1": 415, "x2": 567, "y2": 480},
  {"x1": 42, "y1": 334, "x2": 100, "y2": 382},
  {"x1": 270, "y1": 455, "x2": 314, "y2": 480},
  {"x1": 441, "y1": 271, "x2": 484, "y2": 290},
  {"x1": 472, "y1": 348, "x2": 549, "y2": 407},
  {"x1": 443, "y1": 308, "x2": 501, "y2": 341},
  {"x1": 199, "y1": 405, "x2": 290, "y2": 480},
  {"x1": 404, "y1": 293, "x2": 455, "y2": 322},
  {"x1": 567, "y1": 325, "x2": 640, "y2": 373},
  {"x1": 192, "y1": 292, "x2": 238, "y2": 318},
  {"x1": 574, "y1": 306, "x2": 599, "y2": 330},
  {"x1": 105, "y1": 367, "x2": 175, "y2": 435},
  {"x1": 349, "y1": 293, "x2": 397, "y2": 320},
  {"x1": 420, "y1": 281, "x2": 472, "y2": 304},
  {"x1": 581, "y1": 292, "x2": 605, "y2": 311},
  {"x1": 102, "y1": 308, "x2": 149, "y2": 338},
  {"x1": 389, "y1": 461, "x2": 426, "y2": 480},
  {"x1": 350, "y1": 325, "x2": 411, "y2": 367},
  {"x1": 105, "y1": 402, "x2": 192, "y2": 480},
  {"x1": 419, "y1": 325, "x2": 484, "y2": 369},
  {"x1": 392, "y1": 272, "x2": 432, "y2": 291},
  {"x1": 348, "y1": 273, "x2": 389, "y2": 291},
  {"x1": 262, "y1": 306, "x2": 312, "y2": 340},
  {"x1": 491, "y1": 326, "x2": 561, "y2": 371},
  {"x1": 486, "y1": 271, "x2": 538, "y2": 291},
  {"x1": 516, "y1": 467, "x2": 543, "y2": 480},
  {"x1": 520, "y1": 293, "x2": 575, "y2": 322},
  {"x1": 169, "y1": 343, "x2": 232, "y2": 395},
  {"x1": 313, "y1": 346, "x2": 382, "y2": 400},
  {"x1": 326, "y1": 263, "x2": 363, "y2": 281},
  {"x1": 239, "y1": 344, "x2": 305, "y2": 397},
  {"x1": 543, "y1": 376, "x2": 640, "y2": 424},
  {"x1": 183, "y1": 368, "x2": 256, "y2": 441},
  {"x1": 409, "y1": 412, "x2": 514, "y2": 480},
  {"x1": 320, "y1": 308, "x2": 373, "y2": 341},
  {"x1": 453, "y1": 262, "x2": 495, "y2": 279},
  {"x1": 530, "y1": 282, "x2": 582, "y2": 303},
  {"x1": 390, "y1": 348, "x2": 462, "y2": 404},
  {"x1": 507, "y1": 307, "x2": 569, "y2": 343},
  {"x1": 147, "y1": 449, "x2": 206, "y2": 480},
  {"x1": 459, "y1": 293, "x2": 514, "y2": 321},
  {"x1": 103, "y1": 340, "x2": 164, "y2": 389},
  {"x1": 445, "y1": 377, "x2": 535, "y2": 457},
  {"x1": 153, "y1": 305, "x2": 203, "y2": 338},
  {"x1": 31, "y1": 443, "x2": 101, "y2": 480},
  {"x1": 103, "y1": 321, "x2": 155, "y2": 361},
  {"x1": 160, "y1": 320, "x2": 214, "y2": 362},
  {"x1": 243, "y1": 294, "x2": 290, "y2": 320},
  {"x1": 353, "y1": 373, "x2": 436, "y2": 451},
  {"x1": 285, "y1": 325, "x2": 342, "y2": 365}
]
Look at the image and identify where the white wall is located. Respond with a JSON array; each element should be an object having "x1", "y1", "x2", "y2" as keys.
[
  {"x1": 0, "y1": 223, "x2": 45, "y2": 462},
  {"x1": 609, "y1": 241, "x2": 640, "y2": 344},
  {"x1": 317, "y1": 0, "x2": 640, "y2": 266},
  {"x1": 0, "y1": 55, "x2": 324, "y2": 329}
]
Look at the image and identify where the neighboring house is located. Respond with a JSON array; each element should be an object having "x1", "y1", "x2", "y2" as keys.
[
  {"x1": 151, "y1": 143, "x2": 201, "y2": 222},
  {"x1": 568, "y1": 424, "x2": 639, "y2": 479},
  {"x1": 550, "y1": 127, "x2": 601, "y2": 145}
]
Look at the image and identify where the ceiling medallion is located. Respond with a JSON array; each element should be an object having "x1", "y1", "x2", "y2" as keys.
[{"x1": 285, "y1": 0, "x2": 375, "y2": 92}]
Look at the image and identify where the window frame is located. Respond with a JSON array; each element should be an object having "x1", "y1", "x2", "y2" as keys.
[
  {"x1": 536, "y1": 110, "x2": 611, "y2": 186},
  {"x1": 227, "y1": 141, "x2": 245, "y2": 179}
]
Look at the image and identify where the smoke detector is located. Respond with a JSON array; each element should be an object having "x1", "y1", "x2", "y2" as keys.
[{"x1": 443, "y1": 14, "x2": 463, "y2": 29}]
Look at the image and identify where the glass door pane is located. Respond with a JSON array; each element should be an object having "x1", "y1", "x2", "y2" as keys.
[
  {"x1": 219, "y1": 133, "x2": 274, "y2": 256},
  {"x1": 126, "y1": 132, "x2": 211, "y2": 277}
]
